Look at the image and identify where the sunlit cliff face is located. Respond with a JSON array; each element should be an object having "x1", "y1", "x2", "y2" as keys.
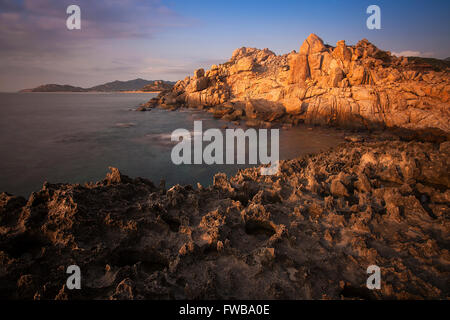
[{"x1": 153, "y1": 33, "x2": 449, "y2": 132}]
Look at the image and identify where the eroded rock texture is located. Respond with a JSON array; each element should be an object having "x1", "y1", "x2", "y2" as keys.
[
  {"x1": 1, "y1": 141, "x2": 448, "y2": 299},
  {"x1": 148, "y1": 34, "x2": 450, "y2": 132}
]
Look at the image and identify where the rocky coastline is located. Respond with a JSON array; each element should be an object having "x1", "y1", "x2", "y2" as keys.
[
  {"x1": 0, "y1": 35, "x2": 449, "y2": 300},
  {"x1": 0, "y1": 136, "x2": 448, "y2": 299},
  {"x1": 143, "y1": 34, "x2": 449, "y2": 134}
]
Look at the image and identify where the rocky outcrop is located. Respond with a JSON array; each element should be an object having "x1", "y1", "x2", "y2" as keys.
[
  {"x1": 0, "y1": 139, "x2": 448, "y2": 299},
  {"x1": 148, "y1": 34, "x2": 450, "y2": 132},
  {"x1": 140, "y1": 80, "x2": 175, "y2": 92}
]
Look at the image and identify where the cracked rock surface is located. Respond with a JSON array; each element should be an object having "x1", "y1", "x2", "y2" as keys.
[{"x1": 0, "y1": 140, "x2": 449, "y2": 299}]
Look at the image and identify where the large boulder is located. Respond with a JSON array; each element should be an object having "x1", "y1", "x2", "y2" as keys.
[
  {"x1": 194, "y1": 68, "x2": 205, "y2": 78},
  {"x1": 330, "y1": 67, "x2": 345, "y2": 87},
  {"x1": 245, "y1": 99, "x2": 286, "y2": 121},
  {"x1": 233, "y1": 56, "x2": 255, "y2": 73},
  {"x1": 299, "y1": 33, "x2": 326, "y2": 55},
  {"x1": 288, "y1": 53, "x2": 310, "y2": 85},
  {"x1": 332, "y1": 40, "x2": 352, "y2": 68},
  {"x1": 187, "y1": 77, "x2": 209, "y2": 92},
  {"x1": 348, "y1": 63, "x2": 373, "y2": 85}
]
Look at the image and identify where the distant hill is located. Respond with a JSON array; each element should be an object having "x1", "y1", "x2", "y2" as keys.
[
  {"x1": 88, "y1": 78, "x2": 155, "y2": 92},
  {"x1": 20, "y1": 84, "x2": 87, "y2": 92},
  {"x1": 20, "y1": 78, "x2": 174, "y2": 92}
]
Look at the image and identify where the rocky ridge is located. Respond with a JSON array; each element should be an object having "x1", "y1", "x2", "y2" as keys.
[
  {"x1": 141, "y1": 80, "x2": 176, "y2": 92},
  {"x1": 0, "y1": 138, "x2": 448, "y2": 299},
  {"x1": 146, "y1": 34, "x2": 450, "y2": 132}
]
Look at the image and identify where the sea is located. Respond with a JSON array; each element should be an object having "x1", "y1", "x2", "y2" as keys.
[{"x1": 0, "y1": 92, "x2": 345, "y2": 197}]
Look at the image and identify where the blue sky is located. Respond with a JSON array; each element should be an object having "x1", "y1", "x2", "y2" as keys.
[{"x1": 0, "y1": 0, "x2": 449, "y2": 91}]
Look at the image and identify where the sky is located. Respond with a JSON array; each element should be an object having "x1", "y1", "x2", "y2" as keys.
[{"x1": 0, "y1": 0, "x2": 449, "y2": 91}]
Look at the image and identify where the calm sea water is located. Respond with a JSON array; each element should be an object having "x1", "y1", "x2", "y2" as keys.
[{"x1": 0, "y1": 92, "x2": 345, "y2": 197}]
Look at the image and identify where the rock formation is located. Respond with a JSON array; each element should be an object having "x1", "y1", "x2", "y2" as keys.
[
  {"x1": 4, "y1": 34, "x2": 449, "y2": 301},
  {"x1": 140, "y1": 80, "x2": 175, "y2": 92},
  {"x1": 0, "y1": 138, "x2": 449, "y2": 299},
  {"x1": 148, "y1": 34, "x2": 450, "y2": 132}
]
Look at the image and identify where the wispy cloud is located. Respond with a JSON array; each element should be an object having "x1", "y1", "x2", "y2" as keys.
[
  {"x1": 392, "y1": 50, "x2": 435, "y2": 58},
  {"x1": 0, "y1": 0, "x2": 187, "y2": 40},
  {"x1": 0, "y1": 0, "x2": 193, "y2": 91}
]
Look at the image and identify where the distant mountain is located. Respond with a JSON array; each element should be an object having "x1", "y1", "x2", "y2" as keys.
[
  {"x1": 88, "y1": 78, "x2": 154, "y2": 92},
  {"x1": 20, "y1": 84, "x2": 87, "y2": 92},
  {"x1": 20, "y1": 78, "x2": 174, "y2": 92},
  {"x1": 445, "y1": 57, "x2": 450, "y2": 61}
]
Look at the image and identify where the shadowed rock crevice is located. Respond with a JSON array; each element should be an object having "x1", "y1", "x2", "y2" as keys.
[
  {"x1": 244, "y1": 220, "x2": 276, "y2": 238},
  {"x1": 111, "y1": 248, "x2": 169, "y2": 274},
  {"x1": 0, "y1": 232, "x2": 47, "y2": 259}
]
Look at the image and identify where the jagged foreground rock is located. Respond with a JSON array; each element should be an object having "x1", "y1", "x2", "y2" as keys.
[
  {"x1": 148, "y1": 34, "x2": 449, "y2": 132},
  {"x1": 0, "y1": 139, "x2": 448, "y2": 299}
]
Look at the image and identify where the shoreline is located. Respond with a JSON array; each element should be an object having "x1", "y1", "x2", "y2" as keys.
[
  {"x1": 1, "y1": 33, "x2": 449, "y2": 300},
  {"x1": 0, "y1": 83, "x2": 448, "y2": 300},
  {"x1": 15, "y1": 91, "x2": 161, "y2": 94},
  {"x1": 0, "y1": 137, "x2": 448, "y2": 299},
  {"x1": 119, "y1": 90, "x2": 161, "y2": 93},
  {"x1": 143, "y1": 99, "x2": 450, "y2": 143},
  {"x1": 1, "y1": 1, "x2": 449, "y2": 301}
]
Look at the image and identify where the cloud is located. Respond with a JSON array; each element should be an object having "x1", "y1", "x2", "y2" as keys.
[
  {"x1": 392, "y1": 50, "x2": 435, "y2": 58},
  {"x1": 0, "y1": 0, "x2": 189, "y2": 57},
  {"x1": 1, "y1": 0, "x2": 187, "y2": 39},
  {"x1": 0, "y1": 0, "x2": 194, "y2": 90}
]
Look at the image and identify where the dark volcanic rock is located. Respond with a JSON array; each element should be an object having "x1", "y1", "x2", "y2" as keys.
[{"x1": 0, "y1": 142, "x2": 449, "y2": 300}]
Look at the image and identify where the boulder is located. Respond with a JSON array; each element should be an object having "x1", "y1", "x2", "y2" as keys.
[
  {"x1": 136, "y1": 106, "x2": 148, "y2": 112},
  {"x1": 333, "y1": 40, "x2": 352, "y2": 64},
  {"x1": 235, "y1": 56, "x2": 255, "y2": 72},
  {"x1": 194, "y1": 68, "x2": 205, "y2": 78},
  {"x1": 348, "y1": 64, "x2": 373, "y2": 85},
  {"x1": 245, "y1": 99, "x2": 286, "y2": 121},
  {"x1": 187, "y1": 77, "x2": 209, "y2": 92},
  {"x1": 299, "y1": 33, "x2": 326, "y2": 55},
  {"x1": 288, "y1": 53, "x2": 310, "y2": 84},
  {"x1": 330, "y1": 177, "x2": 350, "y2": 197},
  {"x1": 330, "y1": 67, "x2": 345, "y2": 87}
]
